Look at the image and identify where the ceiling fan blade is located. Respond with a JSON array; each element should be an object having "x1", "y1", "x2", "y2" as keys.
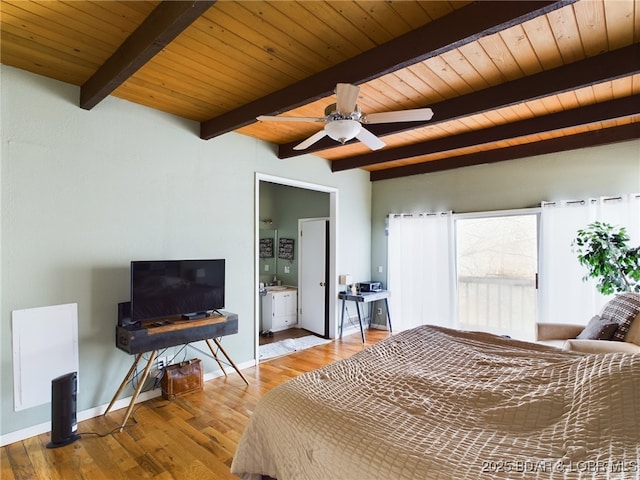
[
  {"x1": 335, "y1": 83, "x2": 359, "y2": 114},
  {"x1": 257, "y1": 115, "x2": 326, "y2": 123},
  {"x1": 363, "y1": 108, "x2": 434, "y2": 124},
  {"x1": 355, "y1": 126, "x2": 385, "y2": 151},
  {"x1": 293, "y1": 130, "x2": 328, "y2": 150}
]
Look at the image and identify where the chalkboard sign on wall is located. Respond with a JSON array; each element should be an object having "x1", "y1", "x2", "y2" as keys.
[
  {"x1": 278, "y1": 238, "x2": 295, "y2": 260},
  {"x1": 259, "y1": 238, "x2": 274, "y2": 258}
]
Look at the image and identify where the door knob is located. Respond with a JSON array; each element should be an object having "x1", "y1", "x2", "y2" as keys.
[{"x1": 319, "y1": 281, "x2": 326, "y2": 287}]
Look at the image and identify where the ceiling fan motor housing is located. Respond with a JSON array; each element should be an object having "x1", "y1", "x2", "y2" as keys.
[{"x1": 324, "y1": 102, "x2": 361, "y2": 120}]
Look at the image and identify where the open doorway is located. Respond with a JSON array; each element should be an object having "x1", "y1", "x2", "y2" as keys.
[{"x1": 254, "y1": 174, "x2": 338, "y2": 362}]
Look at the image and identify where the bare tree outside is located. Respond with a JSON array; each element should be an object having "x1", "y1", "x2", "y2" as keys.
[{"x1": 456, "y1": 215, "x2": 538, "y2": 340}]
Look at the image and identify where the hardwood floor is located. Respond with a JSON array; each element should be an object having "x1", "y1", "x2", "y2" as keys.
[{"x1": 1, "y1": 329, "x2": 390, "y2": 480}]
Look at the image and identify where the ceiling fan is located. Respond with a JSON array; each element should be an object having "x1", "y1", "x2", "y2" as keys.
[{"x1": 256, "y1": 83, "x2": 434, "y2": 151}]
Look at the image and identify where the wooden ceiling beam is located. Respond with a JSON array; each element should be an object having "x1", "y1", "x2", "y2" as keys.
[
  {"x1": 199, "y1": 0, "x2": 573, "y2": 140},
  {"x1": 80, "y1": 1, "x2": 216, "y2": 110},
  {"x1": 332, "y1": 95, "x2": 640, "y2": 172},
  {"x1": 291, "y1": 43, "x2": 640, "y2": 160},
  {"x1": 369, "y1": 123, "x2": 640, "y2": 182}
]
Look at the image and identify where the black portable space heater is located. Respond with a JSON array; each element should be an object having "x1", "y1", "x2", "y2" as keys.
[{"x1": 46, "y1": 372, "x2": 81, "y2": 448}]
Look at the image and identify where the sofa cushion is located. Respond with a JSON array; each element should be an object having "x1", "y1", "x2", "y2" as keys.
[
  {"x1": 624, "y1": 311, "x2": 640, "y2": 346},
  {"x1": 575, "y1": 315, "x2": 619, "y2": 340},
  {"x1": 600, "y1": 293, "x2": 640, "y2": 341},
  {"x1": 536, "y1": 339, "x2": 566, "y2": 349}
]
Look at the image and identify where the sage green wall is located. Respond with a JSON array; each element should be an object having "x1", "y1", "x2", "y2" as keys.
[
  {"x1": 258, "y1": 182, "x2": 330, "y2": 286},
  {"x1": 1, "y1": 65, "x2": 371, "y2": 441},
  {"x1": 273, "y1": 183, "x2": 329, "y2": 286},
  {"x1": 370, "y1": 140, "x2": 640, "y2": 287}
]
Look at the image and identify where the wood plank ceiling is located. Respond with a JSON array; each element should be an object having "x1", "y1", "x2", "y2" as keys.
[{"x1": 2, "y1": 0, "x2": 639, "y2": 181}]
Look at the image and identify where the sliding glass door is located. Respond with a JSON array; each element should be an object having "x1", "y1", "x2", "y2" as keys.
[{"x1": 456, "y1": 213, "x2": 538, "y2": 340}]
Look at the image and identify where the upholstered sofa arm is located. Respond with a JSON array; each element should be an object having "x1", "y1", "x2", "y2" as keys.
[
  {"x1": 563, "y1": 339, "x2": 640, "y2": 354},
  {"x1": 536, "y1": 323, "x2": 584, "y2": 341}
]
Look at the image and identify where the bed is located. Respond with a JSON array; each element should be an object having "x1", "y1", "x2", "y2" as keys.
[{"x1": 231, "y1": 325, "x2": 640, "y2": 480}]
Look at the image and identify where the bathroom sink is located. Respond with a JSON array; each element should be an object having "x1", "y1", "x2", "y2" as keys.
[{"x1": 264, "y1": 285, "x2": 288, "y2": 291}]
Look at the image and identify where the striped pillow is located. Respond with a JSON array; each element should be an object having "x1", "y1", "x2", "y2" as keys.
[
  {"x1": 600, "y1": 293, "x2": 640, "y2": 341},
  {"x1": 624, "y1": 312, "x2": 640, "y2": 346}
]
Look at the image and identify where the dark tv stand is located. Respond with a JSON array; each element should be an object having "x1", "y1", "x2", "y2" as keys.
[{"x1": 108, "y1": 311, "x2": 248, "y2": 431}]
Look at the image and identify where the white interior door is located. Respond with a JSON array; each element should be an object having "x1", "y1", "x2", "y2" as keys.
[{"x1": 299, "y1": 219, "x2": 328, "y2": 336}]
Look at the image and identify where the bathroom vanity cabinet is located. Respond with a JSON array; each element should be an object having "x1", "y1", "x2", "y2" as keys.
[{"x1": 261, "y1": 288, "x2": 298, "y2": 332}]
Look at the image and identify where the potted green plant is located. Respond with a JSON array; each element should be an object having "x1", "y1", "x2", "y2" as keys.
[{"x1": 572, "y1": 221, "x2": 640, "y2": 295}]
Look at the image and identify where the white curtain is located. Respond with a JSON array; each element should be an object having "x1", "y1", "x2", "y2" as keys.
[
  {"x1": 539, "y1": 194, "x2": 640, "y2": 325},
  {"x1": 387, "y1": 212, "x2": 455, "y2": 331}
]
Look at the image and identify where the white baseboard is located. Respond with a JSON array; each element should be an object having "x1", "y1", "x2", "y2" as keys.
[{"x1": 0, "y1": 359, "x2": 255, "y2": 447}]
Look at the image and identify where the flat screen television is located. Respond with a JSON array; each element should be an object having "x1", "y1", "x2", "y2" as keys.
[{"x1": 130, "y1": 259, "x2": 225, "y2": 322}]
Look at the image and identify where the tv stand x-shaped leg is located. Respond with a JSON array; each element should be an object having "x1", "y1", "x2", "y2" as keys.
[
  {"x1": 104, "y1": 336, "x2": 249, "y2": 432},
  {"x1": 205, "y1": 338, "x2": 249, "y2": 386},
  {"x1": 104, "y1": 351, "x2": 157, "y2": 432}
]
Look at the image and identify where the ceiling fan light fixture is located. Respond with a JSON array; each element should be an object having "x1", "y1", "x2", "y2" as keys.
[
  {"x1": 258, "y1": 83, "x2": 434, "y2": 151},
  {"x1": 325, "y1": 119, "x2": 361, "y2": 144}
]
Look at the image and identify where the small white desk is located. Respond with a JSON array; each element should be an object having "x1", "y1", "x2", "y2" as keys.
[{"x1": 338, "y1": 290, "x2": 392, "y2": 343}]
